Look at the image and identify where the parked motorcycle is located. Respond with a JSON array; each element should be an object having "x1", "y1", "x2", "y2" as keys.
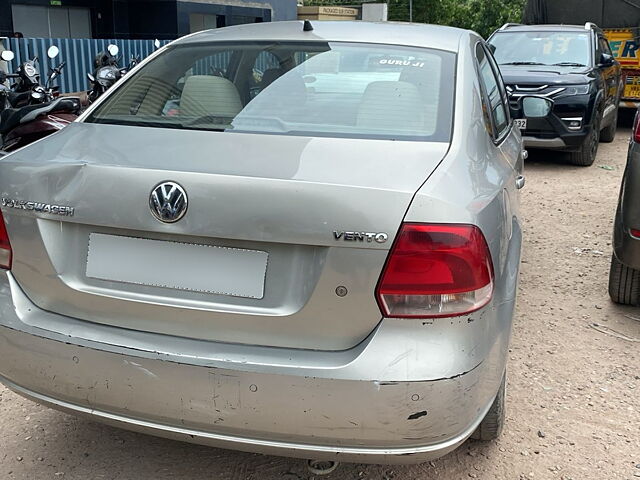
[
  {"x1": 4, "y1": 46, "x2": 67, "y2": 109},
  {"x1": 87, "y1": 44, "x2": 140, "y2": 103},
  {"x1": 87, "y1": 40, "x2": 160, "y2": 103},
  {"x1": 0, "y1": 48, "x2": 81, "y2": 152},
  {"x1": 87, "y1": 44, "x2": 120, "y2": 103}
]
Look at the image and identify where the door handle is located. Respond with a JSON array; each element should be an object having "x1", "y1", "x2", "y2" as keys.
[{"x1": 516, "y1": 175, "x2": 526, "y2": 190}]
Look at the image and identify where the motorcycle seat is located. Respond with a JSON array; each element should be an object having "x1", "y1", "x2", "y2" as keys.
[
  {"x1": 7, "y1": 91, "x2": 31, "y2": 109},
  {"x1": 0, "y1": 97, "x2": 81, "y2": 135}
]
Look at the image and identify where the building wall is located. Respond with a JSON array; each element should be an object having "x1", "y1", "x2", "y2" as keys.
[
  {"x1": 178, "y1": 0, "x2": 296, "y2": 24},
  {"x1": 0, "y1": 0, "x2": 295, "y2": 39},
  {"x1": 176, "y1": 0, "x2": 271, "y2": 36}
]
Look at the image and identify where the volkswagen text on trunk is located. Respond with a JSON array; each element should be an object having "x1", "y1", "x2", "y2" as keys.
[{"x1": 0, "y1": 22, "x2": 531, "y2": 464}]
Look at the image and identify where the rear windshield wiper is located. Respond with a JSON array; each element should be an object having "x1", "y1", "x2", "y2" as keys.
[
  {"x1": 500, "y1": 61, "x2": 547, "y2": 65},
  {"x1": 552, "y1": 62, "x2": 586, "y2": 66}
]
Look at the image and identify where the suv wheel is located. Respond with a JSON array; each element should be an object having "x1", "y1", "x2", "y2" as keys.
[
  {"x1": 608, "y1": 254, "x2": 640, "y2": 305},
  {"x1": 470, "y1": 372, "x2": 506, "y2": 441},
  {"x1": 600, "y1": 105, "x2": 619, "y2": 143},
  {"x1": 569, "y1": 114, "x2": 601, "y2": 166}
]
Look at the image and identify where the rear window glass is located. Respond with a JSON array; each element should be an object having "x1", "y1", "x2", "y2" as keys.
[{"x1": 86, "y1": 41, "x2": 455, "y2": 142}]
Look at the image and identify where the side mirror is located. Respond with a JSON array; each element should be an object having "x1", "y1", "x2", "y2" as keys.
[
  {"x1": 107, "y1": 44, "x2": 119, "y2": 57},
  {"x1": 600, "y1": 53, "x2": 615, "y2": 67},
  {"x1": 47, "y1": 46, "x2": 60, "y2": 59},
  {"x1": 154, "y1": 39, "x2": 161, "y2": 49},
  {"x1": 521, "y1": 96, "x2": 553, "y2": 118},
  {"x1": 0, "y1": 50, "x2": 15, "y2": 62}
]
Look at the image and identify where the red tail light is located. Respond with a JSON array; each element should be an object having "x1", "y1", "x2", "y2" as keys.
[
  {"x1": 634, "y1": 113, "x2": 640, "y2": 143},
  {"x1": 376, "y1": 223, "x2": 494, "y2": 318},
  {"x1": 0, "y1": 211, "x2": 12, "y2": 270}
]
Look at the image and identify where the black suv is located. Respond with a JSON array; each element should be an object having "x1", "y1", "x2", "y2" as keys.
[{"x1": 488, "y1": 23, "x2": 622, "y2": 166}]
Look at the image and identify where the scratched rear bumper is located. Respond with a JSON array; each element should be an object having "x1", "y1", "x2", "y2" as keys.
[{"x1": 0, "y1": 272, "x2": 510, "y2": 464}]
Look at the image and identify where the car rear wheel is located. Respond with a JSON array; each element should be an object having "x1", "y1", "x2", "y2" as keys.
[
  {"x1": 600, "y1": 106, "x2": 618, "y2": 143},
  {"x1": 568, "y1": 117, "x2": 600, "y2": 167},
  {"x1": 608, "y1": 254, "x2": 640, "y2": 305},
  {"x1": 470, "y1": 372, "x2": 505, "y2": 441}
]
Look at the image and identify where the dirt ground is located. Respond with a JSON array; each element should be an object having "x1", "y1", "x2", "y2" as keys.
[{"x1": 1, "y1": 118, "x2": 639, "y2": 480}]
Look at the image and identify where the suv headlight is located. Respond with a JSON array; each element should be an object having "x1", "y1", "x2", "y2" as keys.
[{"x1": 558, "y1": 84, "x2": 591, "y2": 97}]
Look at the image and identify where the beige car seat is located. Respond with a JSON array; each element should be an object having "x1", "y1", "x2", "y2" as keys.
[{"x1": 356, "y1": 81, "x2": 425, "y2": 132}]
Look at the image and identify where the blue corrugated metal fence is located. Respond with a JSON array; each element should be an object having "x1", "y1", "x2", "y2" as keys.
[{"x1": 2, "y1": 38, "x2": 171, "y2": 94}]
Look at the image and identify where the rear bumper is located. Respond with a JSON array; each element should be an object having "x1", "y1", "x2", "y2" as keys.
[
  {"x1": 522, "y1": 136, "x2": 567, "y2": 149},
  {"x1": 521, "y1": 127, "x2": 591, "y2": 151},
  {"x1": 0, "y1": 370, "x2": 487, "y2": 465},
  {"x1": 0, "y1": 271, "x2": 514, "y2": 464}
]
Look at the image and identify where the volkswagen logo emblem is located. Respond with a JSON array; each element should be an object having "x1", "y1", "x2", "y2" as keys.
[{"x1": 149, "y1": 181, "x2": 188, "y2": 223}]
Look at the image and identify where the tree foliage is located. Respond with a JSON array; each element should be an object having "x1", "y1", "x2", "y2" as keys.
[
  {"x1": 387, "y1": 0, "x2": 526, "y2": 39},
  {"x1": 300, "y1": 0, "x2": 527, "y2": 40}
]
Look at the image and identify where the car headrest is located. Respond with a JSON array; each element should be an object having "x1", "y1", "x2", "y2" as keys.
[{"x1": 180, "y1": 75, "x2": 243, "y2": 118}]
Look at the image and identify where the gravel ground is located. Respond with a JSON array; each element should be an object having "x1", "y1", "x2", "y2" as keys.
[{"x1": 1, "y1": 119, "x2": 639, "y2": 480}]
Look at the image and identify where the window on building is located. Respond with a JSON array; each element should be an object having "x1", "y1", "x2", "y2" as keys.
[
  {"x1": 11, "y1": 5, "x2": 91, "y2": 38},
  {"x1": 189, "y1": 13, "x2": 218, "y2": 33}
]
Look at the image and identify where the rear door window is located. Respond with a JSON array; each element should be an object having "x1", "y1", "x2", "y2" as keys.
[{"x1": 476, "y1": 43, "x2": 509, "y2": 139}]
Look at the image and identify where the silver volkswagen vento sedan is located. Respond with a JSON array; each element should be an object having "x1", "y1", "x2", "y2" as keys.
[{"x1": 0, "y1": 21, "x2": 543, "y2": 464}]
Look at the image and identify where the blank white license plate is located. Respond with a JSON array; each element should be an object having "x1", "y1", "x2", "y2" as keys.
[
  {"x1": 86, "y1": 233, "x2": 268, "y2": 299},
  {"x1": 515, "y1": 119, "x2": 527, "y2": 130}
]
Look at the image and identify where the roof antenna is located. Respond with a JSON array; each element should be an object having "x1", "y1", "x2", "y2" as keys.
[{"x1": 303, "y1": 19, "x2": 314, "y2": 31}]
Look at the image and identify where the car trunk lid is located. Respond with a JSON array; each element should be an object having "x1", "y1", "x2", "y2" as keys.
[{"x1": 0, "y1": 123, "x2": 449, "y2": 350}]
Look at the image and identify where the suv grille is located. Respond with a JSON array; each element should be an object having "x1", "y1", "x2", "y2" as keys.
[{"x1": 506, "y1": 84, "x2": 567, "y2": 107}]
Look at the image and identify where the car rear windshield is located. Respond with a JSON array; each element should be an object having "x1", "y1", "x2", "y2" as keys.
[
  {"x1": 85, "y1": 41, "x2": 455, "y2": 142},
  {"x1": 490, "y1": 31, "x2": 590, "y2": 67}
]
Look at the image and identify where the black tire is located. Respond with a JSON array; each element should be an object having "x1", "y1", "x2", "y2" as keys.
[
  {"x1": 568, "y1": 116, "x2": 600, "y2": 167},
  {"x1": 608, "y1": 254, "x2": 640, "y2": 305},
  {"x1": 600, "y1": 106, "x2": 618, "y2": 143},
  {"x1": 471, "y1": 372, "x2": 506, "y2": 441}
]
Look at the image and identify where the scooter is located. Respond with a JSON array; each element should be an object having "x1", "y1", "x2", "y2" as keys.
[
  {"x1": 0, "y1": 48, "x2": 81, "y2": 152},
  {"x1": 87, "y1": 40, "x2": 160, "y2": 103},
  {"x1": 5, "y1": 46, "x2": 66, "y2": 109},
  {"x1": 87, "y1": 44, "x2": 121, "y2": 104}
]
